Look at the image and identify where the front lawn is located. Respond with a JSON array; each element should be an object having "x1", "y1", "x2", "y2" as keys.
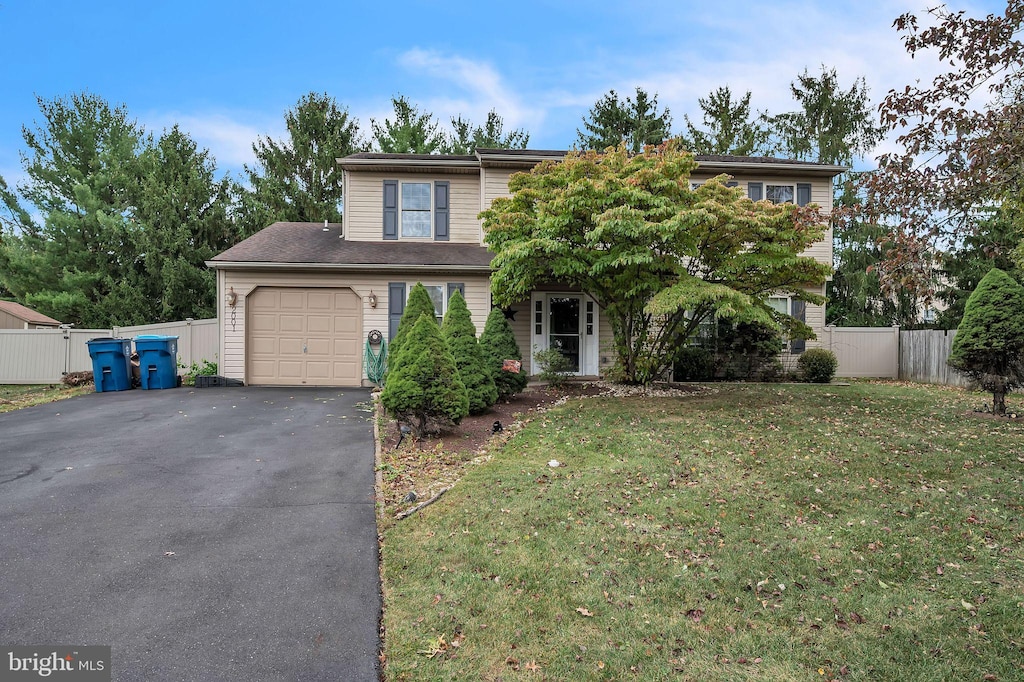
[
  {"x1": 0, "y1": 384, "x2": 91, "y2": 413},
  {"x1": 380, "y1": 382, "x2": 1024, "y2": 681}
]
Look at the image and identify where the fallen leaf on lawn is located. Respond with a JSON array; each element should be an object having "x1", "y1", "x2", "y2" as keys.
[
  {"x1": 878, "y1": 579, "x2": 890, "y2": 589},
  {"x1": 524, "y1": 660, "x2": 541, "y2": 672},
  {"x1": 576, "y1": 607, "x2": 595, "y2": 617},
  {"x1": 961, "y1": 600, "x2": 975, "y2": 610},
  {"x1": 686, "y1": 608, "x2": 704, "y2": 623},
  {"x1": 597, "y1": 661, "x2": 605, "y2": 670}
]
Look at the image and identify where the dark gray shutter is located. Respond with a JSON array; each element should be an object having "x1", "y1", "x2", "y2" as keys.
[
  {"x1": 434, "y1": 181, "x2": 450, "y2": 241},
  {"x1": 748, "y1": 182, "x2": 763, "y2": 201},
  {"x1": 790, "y1": 299, "x2": 806, "y2": 354},
  {"x1": 797, "y1": 183, "x2": 812, "y2": 207},
  {"x1": 447, "y1": 282, "x2": 464, "y2": 301},
  {"x1": 383, "y1": 180, "x2": 398, "y2": 240},
  {"x1": 388, "y1": 282, "x2": 406, "y2": 341}
]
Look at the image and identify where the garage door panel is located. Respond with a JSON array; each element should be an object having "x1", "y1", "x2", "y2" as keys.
[
  {"x1": 246, "y1": 286, "x2": 361, "y2": 386},
  {"x1": 306, "y1": 338, "x2": 331, "y2": 356},
  {"x1": 307, "y1": 315, "x2": 331, "y2": 334}
]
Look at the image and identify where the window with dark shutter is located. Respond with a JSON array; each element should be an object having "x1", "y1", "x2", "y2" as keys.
[
  {"x1": 790, "y1": 300, "x2": 807, "y2": 353},
  {"x1": 447, "y1": 282, "x2": 464, "y2": 300},
  {"x1": 797, "y1": 183, "x2": 812, "y2": 207},
  {"x1": 434, "y1": 181, "x2": 450, "y2": 241},
  {"x1": 383, "y1": 180, "x2": 398, "y2": 240},
  {"x1": 388, "y1": 282, "x2": 406, "y2": 341},
  {"x1": 748, "y1": 182, "x2": 763, "y2": 201}
]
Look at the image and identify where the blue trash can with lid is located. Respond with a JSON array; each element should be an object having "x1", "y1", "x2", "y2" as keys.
[
  {"x1": 86, "y1": 337, "x2": 133, "y2": 392},
  {"x1": 134, "y1": 335, "x2": 179, "y2": 389}
]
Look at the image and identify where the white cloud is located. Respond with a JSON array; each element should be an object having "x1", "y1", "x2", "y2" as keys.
[
  {"x1": 395, "y1": 48, "x2": 546, "y2": 138},
  {"x1": 142, "y1": 111, "x2": 285, "y2": 172}
]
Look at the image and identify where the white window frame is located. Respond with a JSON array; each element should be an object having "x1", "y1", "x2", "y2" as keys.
[
  {"x1": 400, "y1": 181, "x2": 432, "y2": 239},
  {"x1": 765, "y1": 184, "x2": 795, "y2": 205},
  {"x1": 767, "y1": 296, "x2": 792, "y2": 316}
]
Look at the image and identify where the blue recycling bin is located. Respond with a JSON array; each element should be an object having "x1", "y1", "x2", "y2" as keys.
[
  {"x1": 86, "y1": 337, "x2": 133, "y2": 393},
  {"x1": 134, "y1": 335, "x2": 179, "y2": 390}
]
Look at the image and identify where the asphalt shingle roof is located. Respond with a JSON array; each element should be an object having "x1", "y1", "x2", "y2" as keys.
[{"x1": 211, "y1": 222, "x2": 492, "y2": 268}]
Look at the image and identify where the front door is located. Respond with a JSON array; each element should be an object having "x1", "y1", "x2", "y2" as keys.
[{"x1": 548, "y1": 295, "x2": 582, "y2": 373}]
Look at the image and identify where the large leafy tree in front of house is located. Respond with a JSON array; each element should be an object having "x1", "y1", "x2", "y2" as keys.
[
  {"x1": 442, "y1": 290, "x2": 497, "y2": 414},
  {"x1": 577, "y1": 87, "x2": 672, "y2": 152},
  {"x1": 447, "y1": 110, "x2": 530, "y2": 155},
  {"x1": 371, "y1": 96, "x2": 448, "y2": 154},
  {"x1": 947, "y1": 268, "x2": 1024, "y2": 415},
  {"x1": 481, "y1": 140, "x2": 829, "y2": 385},
  {"x1": 241, "y1": 92, "x2": 363, "y2": 237},
  {"x1": 681, "y1": 86, "x2": 770, "y2": 156}
]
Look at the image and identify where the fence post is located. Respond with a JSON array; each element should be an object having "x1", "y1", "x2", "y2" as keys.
[{"x1": 185, "y1": 318, "x2": 193, "y2": 367}]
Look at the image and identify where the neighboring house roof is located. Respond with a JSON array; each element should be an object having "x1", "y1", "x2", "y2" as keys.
[
  {"x1": 208, "y1": 222, "x2": 493, "y2": 271},
  {"x1": 0, "y1": 300, "x2": 61, "y2": 326},
  {"x1": 338, "y1": 148, "x2": 847, "y2": 177}
]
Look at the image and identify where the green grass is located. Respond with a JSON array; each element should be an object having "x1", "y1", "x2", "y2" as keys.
[
  {"x1": 380, "y1": 383, "x2": 1024, "y2": 681},
  {"x1": 0, "y1": 384, "x2": 91, "y2": 412}
]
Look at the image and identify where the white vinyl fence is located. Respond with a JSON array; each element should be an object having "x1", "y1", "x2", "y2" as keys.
[
  {"x1": 0, "y1": 319, "x2": 218, "y2": 384},
  {"x1": 819, "y1": 326, "x2": 900, "y2": 378}
]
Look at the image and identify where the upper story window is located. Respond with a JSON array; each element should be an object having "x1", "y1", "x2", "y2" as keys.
[
  {"x1": 383, "y1": 179, "x2": 450, "y2": 241},
  {"x1": 748, "y1": 182, "x2": 812, "y2": 207},
  {"x1": 766, "y1": 184, "x2": 795, "y2": 204},
  {"x1": 401, "y1": 183, "x2": 432, "y2": 237}
]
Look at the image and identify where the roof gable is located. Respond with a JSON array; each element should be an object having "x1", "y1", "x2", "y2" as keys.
[{"x1": 0, "y1": 300, "x2": 61, "y2": 325}]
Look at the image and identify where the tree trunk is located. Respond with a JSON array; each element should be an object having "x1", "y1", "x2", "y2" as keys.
[{"x1": 993, "y1": 390, "x2": 1007, "y2": 416}]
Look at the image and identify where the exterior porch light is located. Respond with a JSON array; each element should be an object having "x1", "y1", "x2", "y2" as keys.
[{"x1": 368, "y1": 290, "x2": 378, "y2": 308}]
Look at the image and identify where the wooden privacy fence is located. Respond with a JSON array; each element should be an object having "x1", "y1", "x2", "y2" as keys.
[
  {"x1": 898, "y1": 329, "x2": 968, "y2": 386},
  {"x1": 819, "y1": 326, "x2": 900, "y2": 378},
  {"x1": 0, "y1": 318, "x2": 218, "y2": 384}
]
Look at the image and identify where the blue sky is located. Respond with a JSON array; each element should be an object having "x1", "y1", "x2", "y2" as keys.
[{"x1": 0, "y1": 0, "x2": 1006, "y2": 184}]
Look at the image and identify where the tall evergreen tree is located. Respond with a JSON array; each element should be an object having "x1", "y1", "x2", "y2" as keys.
[
  {"x1": 442, "y1": 290, "x2": 497, "y2": 414},
  {"x1": 0, "y1": 93, "x2": 145, "y2": 327},
  {"x1": 242, "y1": 92, "x2": 363, "y2": 236},
  {"x1": 447, "y1": 110, "x2": 530, "y2": 154},
  {"x1": 381, "y1": 313, "x2": 469, "y2": 436},
  {"x1": 948, "y1": 268, "x2": 1024, "y2": 414},
  {"x1": 134, "y1": 125, "x2": 237, "y2": 321},
  {"x1": 479, "y1": 307, "x2": 528, "y2": 400},
  {"x1": 388, "y1": 282, "x2": 439, "y2": 372},
  {"x1": 767, "y1": 67, "x2": 884, "y2": 165},
  {"x1": 577, "y1": 87, "x2": 672, "y2": 152},
  {"x1": 371, "y1": 96, "x2": 448, "y2": 154},
  {"x1": 681, "y1": 87, "x2": 769, "y2": 156}
]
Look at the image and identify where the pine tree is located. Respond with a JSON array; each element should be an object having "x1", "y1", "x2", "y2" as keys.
[
  {"x1": 577, "y1": 87, "x2": 671, "y2": 153},
  {"x1": 371, "y1": 96, "x2": 447, "y2": 154},
  {"x1": 479, "y1": 307, "x2": 529, "y2": 400},
  {"x1": 442, "y1": 290, "x2": 497, "y2": 414},
  {"x1": 947, "y1": 268, "x2": 1024, "y2": 414},
  {"x1": 380, "y1": 313, "x2": 469, "y2": 435},
  {"x1": 388, "y1": 282, "x2": 438, "y2": 372}
]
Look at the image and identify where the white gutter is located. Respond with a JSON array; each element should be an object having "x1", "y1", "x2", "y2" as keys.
[{"x1": 205, "y1": 260, "x2": 492, "y2": 272}]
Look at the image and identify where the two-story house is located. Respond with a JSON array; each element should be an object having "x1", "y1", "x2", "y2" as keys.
[{"x1": 208, "y1": 149, "x2": 844, "y2": 387}]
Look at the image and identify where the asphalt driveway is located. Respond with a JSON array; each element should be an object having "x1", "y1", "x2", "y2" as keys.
[{"x1": 0, "y1": 386, "x2": 381, "y2": 681}]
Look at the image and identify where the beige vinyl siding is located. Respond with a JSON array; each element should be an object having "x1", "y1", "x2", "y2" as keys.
[
  {"x1": 482, "y1": 168, "x2": 517, "y2": 207},
  {"x1": 344, "y1": 171, "x2": 483, "y2": 243},
  {"x1": 219, "y1": 270, "x2": 491, "y2": 384},
  {"x1": 507, "y1": 298, "x2": 532, "y2": 375}
]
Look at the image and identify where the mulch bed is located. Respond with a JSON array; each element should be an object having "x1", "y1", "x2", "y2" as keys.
[{"x1": 376, "y1": 381, "x2": 706, "y2": 515}]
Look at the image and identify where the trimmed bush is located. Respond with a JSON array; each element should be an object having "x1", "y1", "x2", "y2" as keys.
[
  {"x1": 713, "y1": 321, "x2": 785, "y2": 381},
  {"x1": 380, "y1": 313, "x2": 469, "y2": 436},
  {"x1": 442, "y1": 290, "x2": 497, "y2": 414},
  {"x1": 388, "y1": 282, "x2": 437, "y2": 372},
  {"x1": 479, "y1": 307, "x2": 529, "y2": 400},
  {"x1": 948, "y1": 268, "x2": 1024, "y2": 414},
  {"x1": 672, "y1": 346, "x2": 713, "y2": 381},
  {"x1": 533, "y1": 346, "x2": 574, "y2": 388},
  {"x1": 798, "y1": 348, "x2": 838, "y2": 383}
]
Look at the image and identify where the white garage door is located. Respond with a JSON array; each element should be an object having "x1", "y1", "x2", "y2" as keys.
[{"x1": 247, "y1": 287, "x2": 361, "y2": 386}]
